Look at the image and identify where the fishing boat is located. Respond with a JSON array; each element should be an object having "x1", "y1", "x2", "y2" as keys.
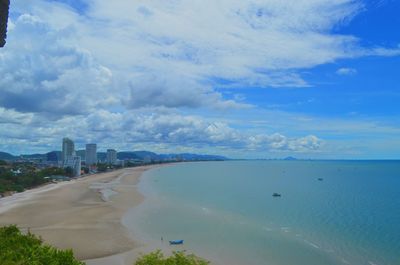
[{"x1": 169, "y1": 240, "x2": 184, "y2": 245}]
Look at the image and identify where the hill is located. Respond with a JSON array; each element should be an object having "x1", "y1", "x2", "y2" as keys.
[{"x1": 0, "y1": 152, "x2": 15, "y2": 160}]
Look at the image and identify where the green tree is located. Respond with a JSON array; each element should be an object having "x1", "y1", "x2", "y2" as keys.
[
  {"x1": 0, "y1": 164, "x2": 76, "y2": 194},
  {"x1": 39, "y1": 167, "x2": 66, "y2": 177},
  {"x1": 82, "y1": 167, "x2": 90, "y2": 174},
  {"x1": 64, "y1": 166, "x2": 74, "y2": 177},
  {"x1": 0, "y1": 225, "x2": 84, "y2": 265},
  {"x1": 96, "y1": 163, "x2": 108, "y2": 172},
  {"x1": 135, "y1": 250, "x2": 209, "y2": 265}
]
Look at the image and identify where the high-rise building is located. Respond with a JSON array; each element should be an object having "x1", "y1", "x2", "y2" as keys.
[
  {"x1": 107, "y1": 149, "x2": 117, "y2": 165},
  {"x1": 64, "y1": 156, "x2": 81, "y2": 177},
  {"x1": 62, "y1": 138, "x2": 75, "y2": 165},
  {"x1": 85, "y1": 143, "x2": 97, "y2": 166},
  {"x1": 61, "y1": 138, "x2": 80, "y2": 177}
]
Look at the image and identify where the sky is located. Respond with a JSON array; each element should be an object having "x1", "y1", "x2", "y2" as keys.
[{"x1": 0, "y1": 0, "x2": 399, "y2": 159}]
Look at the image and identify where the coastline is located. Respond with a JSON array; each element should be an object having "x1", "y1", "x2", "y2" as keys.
[{"x1": 0, "y1": 165, "x2": 163, "y2": 264}]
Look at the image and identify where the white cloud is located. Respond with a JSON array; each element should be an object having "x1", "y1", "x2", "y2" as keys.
[
  {"x1": 336, "y1": 67, "x2": 357, "y2": 75},
  {"x1": 3, "y1": 104, "x2": 400, "y2": 158},
  {"x1": 7, "y1": 0, "x2": 399, "y2": 112},
  {"x1": 1, "y1": 0, "x2": 400, "y2": 157},
  {"x1": 3, "y1": 0, "x2": 399, "y2": 115},
  {"x1": 0, "y1": 107, "x2": 34, "y2": 125},
  {"x1": 0, "y1": 13, "x2": 117, "y2": 116},
  {"x1": 78, "y1": 0, "x2": 363, "y2": 87},
  {"x1": 0, "y1": 108, "x2": 323, "y2": 154},
  {"x1": 78, "y1": 0, "x2": 398, "y2": 87},
  {"x1": 247, "y1": 133, "x2": 322, "y2": 152},
  {"x1": 126, "y1": 74, "x2": 251, "y2": 109}
]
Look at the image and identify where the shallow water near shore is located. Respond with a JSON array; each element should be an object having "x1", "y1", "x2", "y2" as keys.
[{"x1": 126, "y1": 161, "x2": 400, "y2": 265}]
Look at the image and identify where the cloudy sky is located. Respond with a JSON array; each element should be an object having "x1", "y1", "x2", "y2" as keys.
[{"x1": 0, "y1": 0, "x2": 399, "y2": 159}]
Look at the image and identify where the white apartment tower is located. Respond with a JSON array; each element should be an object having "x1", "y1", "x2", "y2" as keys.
[
  {"x1": 62, "y1": 137, "x2": 81, "y2": 177},
  {"x1": 62, "y1": 137, "x2": 75, "y2": 165},
  {"x1": 107, "y1": 149, "x2": 117, "y2": 165},
  {"x1": 64, "y1": 156, "x2": 81, "y2": 177},
  {"x1": 85, "y1": 143, "x2": 97, "y2": 166}
]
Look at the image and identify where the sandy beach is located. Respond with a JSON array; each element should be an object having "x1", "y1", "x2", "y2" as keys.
[{"x1": 0, "y1": 165, "x2": 160, "y2": 265}]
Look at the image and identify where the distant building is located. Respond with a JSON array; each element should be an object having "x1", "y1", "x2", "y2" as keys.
[
  {"x1": 61, "y1": 138, "x2": 81, "y2": 177},
  {"x1": 64, "y1": 156, "x2": 81, "y2": 177},
  {"x1": 62, "y1": 138, "x2": 75, "y2": 165},
  {"x1": 116, "y1": 159, "x2": 125, "y2": 167},
  {"x1": 85, "y1": 144, "x2": 97, "y2": 166},
  {"x1": 11, "y1": 169, "x2": 22, "y2": 175},
  {"x1": 107, "y1": 149, "x2": 117, "y2": 165},
  {"x1": 76, "y1": 150, "x2": 85, "y2": 161}
]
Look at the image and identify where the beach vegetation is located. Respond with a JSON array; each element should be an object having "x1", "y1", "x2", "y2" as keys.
[
  {"x1": 135, "y1": 250, "x2": 209, "y2": 265},
  {"x1": 64, "y1": 166, "x2": 74, "y2": 177},
  {"x1": 0, "y1": 165, "x2": 70, "y2": 195},
  {"x1": 82, "y1": 166, "x2": 90, "y2": 174},
  {"x1": 0, "y1": 225, "x2": 84, "y2": 265},
  {"x1": 96, "y1": 163, "x2": 109, "y2": 172}
]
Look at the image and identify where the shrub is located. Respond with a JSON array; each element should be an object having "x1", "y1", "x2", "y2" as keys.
[
  {"x1": 0, "y1": 225, "x2": 85, "y2": 265},
  {"x1": 135, "y1": 250, "x2": 209, "y2": 265}
]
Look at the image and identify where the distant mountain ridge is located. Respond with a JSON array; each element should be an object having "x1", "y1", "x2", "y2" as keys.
[
  {"x1": 0, "y1": 151, "x2": 15, "y2": 160},
  {"x1": 0, "y1": 150, "x2": 228, "y2": 162}
]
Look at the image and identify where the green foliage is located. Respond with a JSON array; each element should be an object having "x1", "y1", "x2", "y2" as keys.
[
  {"x1": 0, "y1": 165, "x2": 73, "y2": 194},
  {"x1": 135, "y1": 250, "x2": 209, "y2": 265},
  {"x1": 96, "y1": 163, "x2": 108, "y2": 172},
  {"x1": 0, "y1": 225, "x2": 85, "y2": 265},
  {"x1": 82, "y1": 167, "x2": 90, "y2": 174},
  {"x1": 0, "y1": 169, "x2": 47, "y2": 194},
  {"x1": 39, "y1": 167, "x2": 66, "y2": 177},
  {"x1": 64, "y1": 166, "x2": 74, "y2": 177}
]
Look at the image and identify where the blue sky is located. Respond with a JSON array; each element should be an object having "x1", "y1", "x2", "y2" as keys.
[{"x1": 0, "y1": 0, "x2": 399, "y2": 159}]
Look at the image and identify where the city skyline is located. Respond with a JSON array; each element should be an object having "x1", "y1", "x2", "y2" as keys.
[
  {"x1": 85, "y1": 143, "x2": 97, "y2": 166},
  {"x1": 0, "y1": 0, "x2": 399, "y2": 159}
]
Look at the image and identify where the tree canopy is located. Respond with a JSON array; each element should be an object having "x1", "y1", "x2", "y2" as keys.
[
  {"x1": 135, "y1": 250, "x2": 209, "y2": 265},
  {"x1": 0, "y1": 225, "x2": 84, "y2": 265},
  {"x1": 0, "y1": 165, "x2": 69, "y2": 194}
]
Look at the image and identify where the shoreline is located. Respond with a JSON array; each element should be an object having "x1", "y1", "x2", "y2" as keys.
[{"x1": 0, "y1": 165, "x2": 163, "y2": 264}]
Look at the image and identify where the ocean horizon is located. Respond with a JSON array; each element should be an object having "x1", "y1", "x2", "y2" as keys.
[{"x1": 124, "y1": 160, "x2": 400, "y2": 265}]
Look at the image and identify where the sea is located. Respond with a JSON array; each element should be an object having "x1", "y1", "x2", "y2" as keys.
[{"x1": 124, "y1": 160, "x2": 400, "y2": 265}]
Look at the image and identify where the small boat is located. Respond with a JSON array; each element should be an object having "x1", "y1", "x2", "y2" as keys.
[
  {"x1": 272, "y1": 193, "x2": 281, "y2": 197},
  {"x1": 318, "y1": 178, "x2": 323, "y2": 181},
  {"x1": 169, "y1": 240, "x2": 184, "y2": 245}
]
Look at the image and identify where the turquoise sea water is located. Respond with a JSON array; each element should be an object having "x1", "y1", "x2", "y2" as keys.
[{"x1": 129, "y1": 161, "x2": 400, "y2": 265}]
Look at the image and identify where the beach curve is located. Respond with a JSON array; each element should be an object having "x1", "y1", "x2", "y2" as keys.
[{"x1": 0, "y1": 165, "x2": 161, "y2": 264}]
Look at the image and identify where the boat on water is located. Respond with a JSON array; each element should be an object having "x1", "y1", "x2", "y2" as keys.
[
  {"x1": 318, "y1": 178, "x2": 323, "y2": 181},
  {"x1": 272, "y1": 193, "x2": 281, "y2": 197},
  {"x1": 169, "y1": 240, "x2": 184, "y2": 245}
]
